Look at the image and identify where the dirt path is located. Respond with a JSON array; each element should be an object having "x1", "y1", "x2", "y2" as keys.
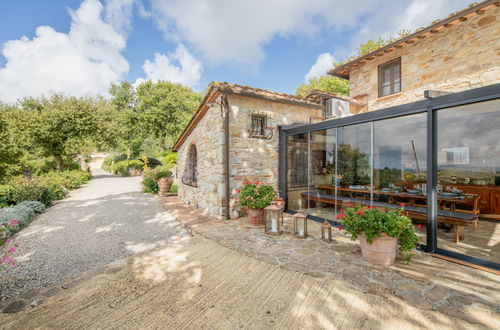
[
  {"x1": 0, "y1": 235, "x2": 486, "y2": 330},
  {"x1": 0, "y1": 157, "x2": 186, "y2": 301}
]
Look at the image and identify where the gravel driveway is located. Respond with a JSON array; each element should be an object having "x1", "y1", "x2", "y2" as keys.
[{"x1": 0, "y1": 158, "x2": 186, "y2": 300}]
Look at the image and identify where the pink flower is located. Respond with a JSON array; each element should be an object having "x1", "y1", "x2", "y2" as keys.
[
  {"x1": 11, "y1": 262, "x2": 16, "y2": 267},
  {"x1": 5, "y1": 238, "x2": 11, "y2": 244},
  {"x1": 5, "y1": 256, "x2": 11, "y2": 263},
  {"x1": 8, "y1": 219, "x2": 18, "y2": 226},
  {"x1": 9, "y1": 246, "x2": 16, "y2": 253},
  {"x1": 357, "y1": 210, "x2": 363, "y2": 215}
]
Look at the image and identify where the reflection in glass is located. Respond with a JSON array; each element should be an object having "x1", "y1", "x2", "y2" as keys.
[
  {"x1": 437, "y1": 99, "x2": 500, "y2": 264},
  {"x1": 286, "y1": 134, "x2": 308, "y2": 211},
  {"x1": 374, "y1": 114, "x2": 427, "y2": 244}
]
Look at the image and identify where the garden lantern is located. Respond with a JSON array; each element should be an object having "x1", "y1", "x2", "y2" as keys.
[
  {"x1": 321, "y1": 220, "x2": 332, "y2": 242},
  {"x1": 264, "y1": 202, "x2": 282, "y2": 235},
  {"x1": 293, "y1": 209, "x2": 308, "y2": 239}
]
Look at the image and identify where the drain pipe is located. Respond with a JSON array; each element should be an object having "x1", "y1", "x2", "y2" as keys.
[{"x1": 221, "y1": 94, "x2": 231, "y2": 220}]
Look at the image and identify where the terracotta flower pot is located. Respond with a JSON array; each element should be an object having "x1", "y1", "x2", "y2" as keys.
[
  {"x1": 247, "y1": 208, "x2": 265, "y2": 225},
  {"x1": 158, "y1": 177, "x2": 173, "y2": 195},
  {"x1": 358, "y1": 232, "x2": 398, "y2": 266}
]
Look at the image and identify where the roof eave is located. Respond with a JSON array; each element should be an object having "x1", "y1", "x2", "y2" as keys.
[{"x1": 329, "y1": 0, "x2": 498, "y2": 77}]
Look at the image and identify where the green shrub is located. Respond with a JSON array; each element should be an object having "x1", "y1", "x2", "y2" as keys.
[
  {"x1": 161, "y1": 150, "x2": 177, "y2": 169},
  {"x1": 9, "y1": 177, "x2": 55, "y2": 206},
  {"x1": 17, "y1": 201, "x2": 45, "y2": 214},
  {"x1": 112, "y1": 160, "x2": 144, "y2": 176},
  {"x1": 0, "y1": 185, "x2": 14, "y2": 208},
  {"x1": 0, "y1": 205, "x2": 35, "y2": 229},
  {"x1": 143, "y1": 177, "x2": 159, "y2": 194}
]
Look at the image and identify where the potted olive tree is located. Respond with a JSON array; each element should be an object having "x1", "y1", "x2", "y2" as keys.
[
  {"x1": 341, "y1": 204, "x2": 418, "y2": 265},
  {"x1": 239, "y1": 183, "x2": 275, "y2": 225}
]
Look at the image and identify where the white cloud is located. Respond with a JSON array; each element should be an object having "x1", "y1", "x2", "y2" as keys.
[
  {"x1": 136, "y1": 44, "x2": 203, "y2": 88},
  {"x1": 0, "y1": 0, "x2": 132, "y2": 103},
  {"x1": 104, "y1": 0, "x2": 136, "y2": 35},
  {"x1": 304, "y1": 53, "x2": 335, "y2": 82},
  {"x1": 147, "y1": 0, "x2": 471, "y2": 66}
]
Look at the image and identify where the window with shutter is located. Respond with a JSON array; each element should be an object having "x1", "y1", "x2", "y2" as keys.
[
  {"x1": 378, "y1": 58, "x2": 401, "y2": 97},
  {"x1": 182, "y1": 144, "x2": 198, "y2": 186}
]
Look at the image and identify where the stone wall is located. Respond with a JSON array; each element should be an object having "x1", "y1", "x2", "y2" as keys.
[
  {"x1": 228, "y1": 94, "x2": 323, "y2": 218},
  {"x1": 349, "y1": 6, "x2": 500, "y2": 111},
  {"x1": 177, "y1": 99, "x2": 225, "y2": 218}
]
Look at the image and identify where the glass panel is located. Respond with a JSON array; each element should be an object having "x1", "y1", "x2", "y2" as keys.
[
  {"x1": 308, "y1": 129, "x2": 337, "y2": 222},
  {"x1": 374, "y1": 113, "x2": 427, "y2": 244},
  {"x1": 286, "y1": 133, "x2": 309, "y2": 211},
  {"x1": 437, "y1": 99, "x2": 500, "y2": 263},
  {"x1": 336, "y1": 123, "x2": 372, "y2": 223}
]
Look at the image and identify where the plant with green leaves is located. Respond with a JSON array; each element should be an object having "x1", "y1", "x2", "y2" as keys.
[
  {"x1": 135, "y1": 81, "x2": 201, "y2": 150},
  {"x1": 239, "y1": 183, "x2": 276, "y2": 210},
  {"x1": 340, "y1": 204, "x2": 418, "y2": 261}
]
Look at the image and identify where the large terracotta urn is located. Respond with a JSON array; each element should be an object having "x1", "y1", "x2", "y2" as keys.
[
  {"x1": 247, "y1": 208, "x2": 265, "y2": 225},
  {"x1": 158, "y1": 177, "x2": 173, "y2": 195},
  {"x1": 358, "y1": 232, "x2": 398, "y2": 266}
]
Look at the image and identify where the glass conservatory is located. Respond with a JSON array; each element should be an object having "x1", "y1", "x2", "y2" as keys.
[{"x1": 279, "y1": 84, "x2": 500, "y2": 270}]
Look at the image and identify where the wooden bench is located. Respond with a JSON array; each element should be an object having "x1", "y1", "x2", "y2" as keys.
[{"x1": 301, "y1": 192, "x2": 478, "y2": 243}]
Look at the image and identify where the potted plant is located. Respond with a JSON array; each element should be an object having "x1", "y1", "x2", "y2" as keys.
[
  {"x1": 239, "y1": 182, "x2": 275, "y2": 225},
  {"x1": 341, "y1": 204, "x2": 418, "y2": 265},
  {"x1": 154, "y1": 167, "x2": 173, "y2": 196}
]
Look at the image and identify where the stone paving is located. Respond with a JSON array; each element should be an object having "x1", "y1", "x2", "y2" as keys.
[{"x1": 161, "y1": 196, "x2": 500, "y2": 327}]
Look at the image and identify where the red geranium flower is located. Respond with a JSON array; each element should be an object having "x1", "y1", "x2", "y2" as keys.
[
  {"x1": 417, "y1": 224, "x2": 422, "y2": 229},
  {"x1": 336, "y1": 214, "x2": 345, "y2": 220},
  {"x1": 400, "y1": 203, "x2": 405, "y2": 207},
  {"x1": 384, "y1": 208, "x2": 388, "y2": 212},
  {"x1": 256, "y1": 181, "x2": 260, "y2": 185},
  {"x1": 357, "y1": 210, "x2": 363, "y2": 215},
  {"x1": 338, "y1": 226, "x2": 342, "y2": 231},
  {"x1": 368, "y1": 206, "x2": 374, "y2": 209},
  {"x1": 349, "y1": 203, "x2": 354, "y2": 207},
  {"x1": 237, "y1": 189, "x2": 241, "y2": 193}
]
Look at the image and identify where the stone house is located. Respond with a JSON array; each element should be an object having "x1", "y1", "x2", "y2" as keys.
[
  {"x1": 330, "y1": 0, "x2": 500, "y2": 111},
  {"x1": 174, "y1": 1, "x2": 500, "y2": 220},
  {"x1": 172, "y1": 82, "x2": 344, "y2": 219}
]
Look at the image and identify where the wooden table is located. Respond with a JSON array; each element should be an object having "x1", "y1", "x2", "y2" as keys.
[{"x1": 315, "y1": 185, "x2": 476, "y2": 211}]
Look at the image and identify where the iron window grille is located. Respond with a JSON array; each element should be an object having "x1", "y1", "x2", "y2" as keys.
[{"x1": 248, "y1": 113, "x2": 273, "y2": 139}]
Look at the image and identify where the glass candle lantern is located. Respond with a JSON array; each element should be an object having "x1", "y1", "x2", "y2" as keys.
[
  {"x1": 264, "y1": 202, "x2": 282, "y2": 236},
  {"x1": 293, "y1": 209, "x2": 308, "y2": 239},
  {"x1": 321, "y1": 220, "x2": 332, "y2": 242}
]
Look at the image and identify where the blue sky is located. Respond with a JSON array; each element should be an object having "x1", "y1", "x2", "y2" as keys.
[{"x1": 0, "y1": 0, "x2": 471, "y2": 102}]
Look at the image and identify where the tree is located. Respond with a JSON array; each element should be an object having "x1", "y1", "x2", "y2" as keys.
[
  {"x1": 296, "y1": 31, "x2": 412, "y2": 97},
  {"x1": 20, "y1": 94, "x2": 99, "y2": 170},
  {"x1": 135, "y1": 81, "x2": 201, "y2": 150},
  {"x1": 108, "y1": 82, "x2": 140, "y2": 159},
  {"x1": 296, "y1": 75, "x2": 349, "y2": 97},
  {"x1": 0, "y1": 105, "x2": 23, "y2": 179}
]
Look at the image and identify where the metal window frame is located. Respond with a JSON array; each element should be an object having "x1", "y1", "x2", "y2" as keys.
[{"x1": 279, "y1": 83, "x2": 500, "y2": 271}]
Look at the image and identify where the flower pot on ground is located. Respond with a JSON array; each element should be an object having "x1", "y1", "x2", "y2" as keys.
[
  {"x1": 342, "y1": 204, "x2": 418, "y2": 265},
  {"x1": 152, "y1": 167, "x2": 173, "y2": 196},
  {"x1": 158, "y1": 177, "x2": 173, "y2": 195},
  {"x1": 247, "y1": 207, "x2": 265, "y2": 225},
  {"x1": 238, "y1": 182, "x2": 275, "y2": 226}
]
